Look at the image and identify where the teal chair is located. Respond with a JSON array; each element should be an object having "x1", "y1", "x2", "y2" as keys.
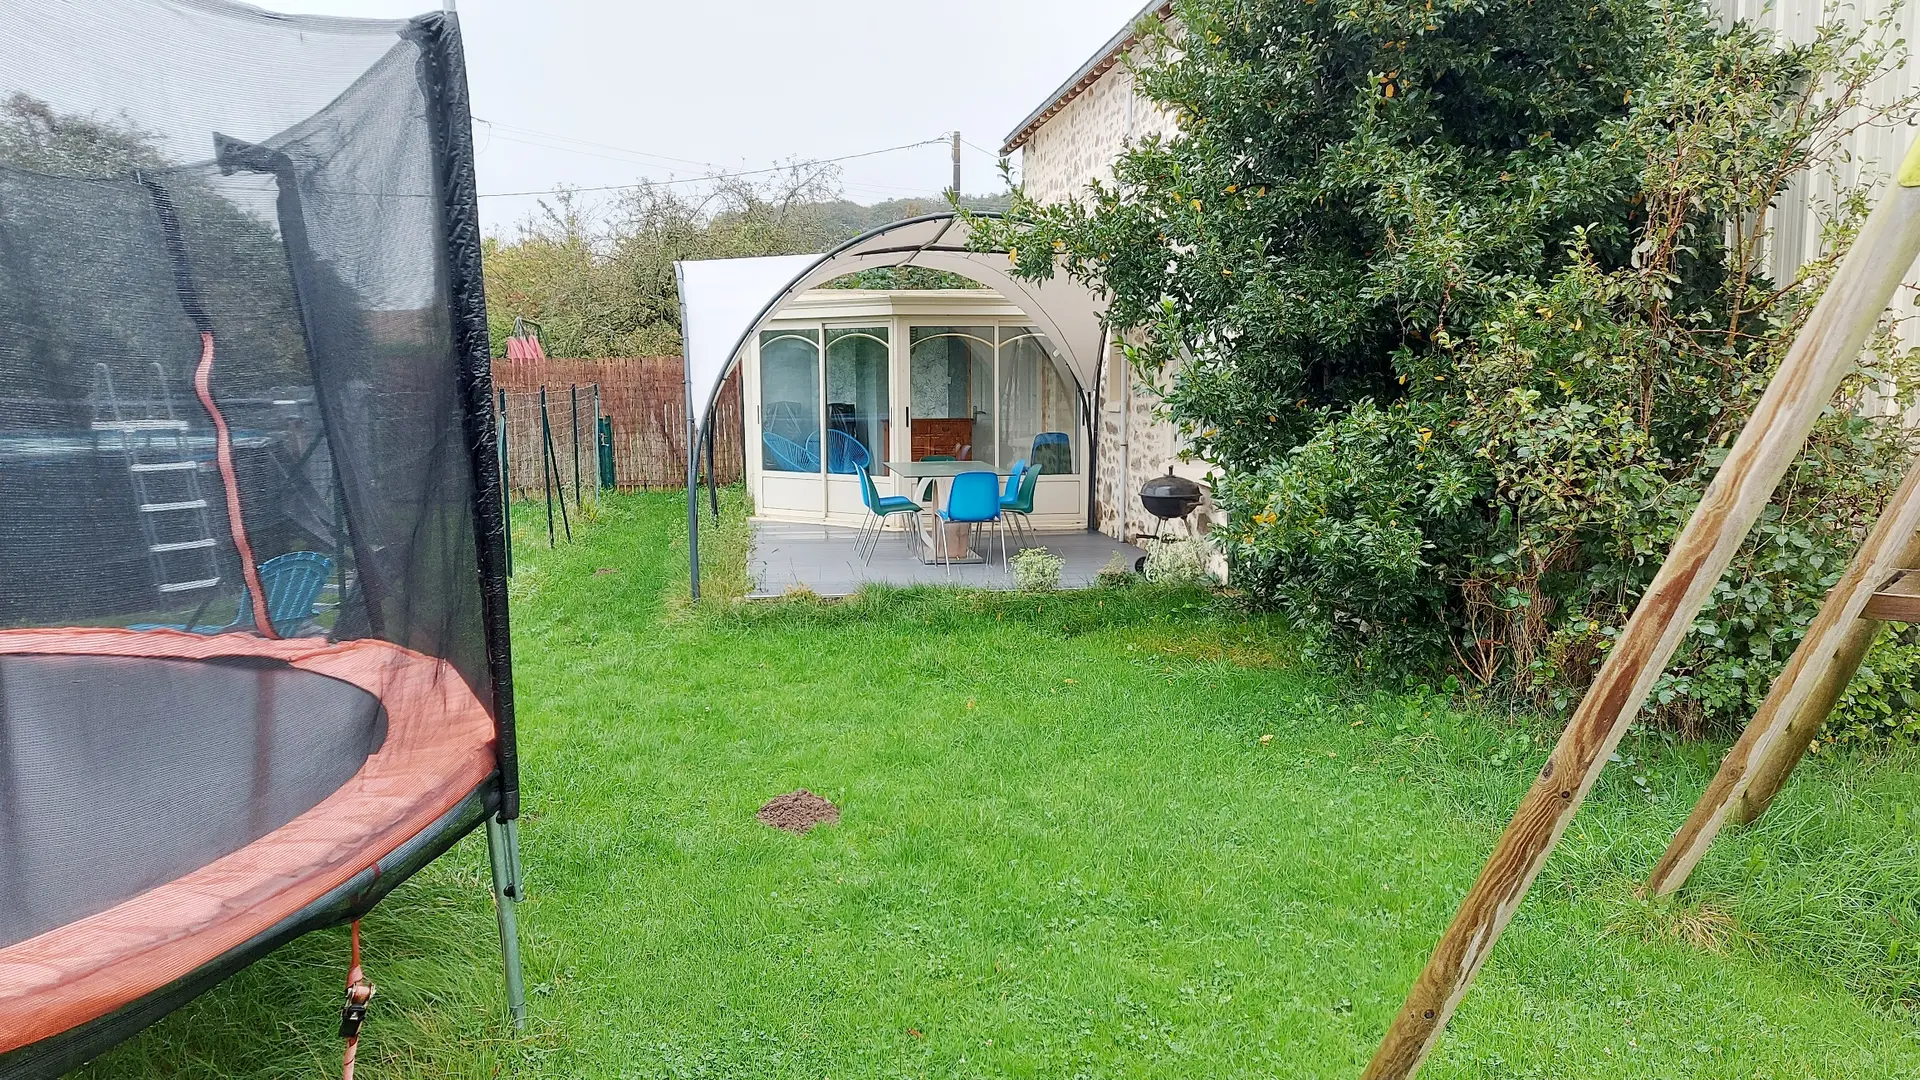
[
  {"x1": 854, "y1": 463, "x2": 923, "y2": 562},
  {"x1": 1000, "y1": 462, "x2": 1042, "y2": 548},
  {"x1": 935, "y1": 470, "x2": 1009, "y2": 575},
  {"x1": 132, "y1": 551, "x2": 335, "y2": 637}
]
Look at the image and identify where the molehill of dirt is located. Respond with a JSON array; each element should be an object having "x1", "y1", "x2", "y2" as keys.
[{"x1": 756, "y1": 789, "x2": 840, "y2": 833}]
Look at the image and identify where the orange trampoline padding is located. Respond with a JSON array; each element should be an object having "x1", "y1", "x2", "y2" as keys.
[{"x1": 0, "y1": 628, "x2": 496, "y2": 1054}]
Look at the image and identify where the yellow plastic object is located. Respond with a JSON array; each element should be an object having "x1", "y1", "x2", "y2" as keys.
[{"x1": 1900, "y1": 136, "x2": 1920, "y2": 187}]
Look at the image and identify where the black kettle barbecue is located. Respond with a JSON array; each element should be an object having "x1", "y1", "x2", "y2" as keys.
[
  {"x1": 1140, "y1": 469, "x2": 1204, "y2": 524},
  {"x1": 1136, "y1": 469, "x2": 1205, "y2": 571}
]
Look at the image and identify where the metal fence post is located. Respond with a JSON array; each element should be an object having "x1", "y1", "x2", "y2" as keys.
[
  {"x1": 569, "y1": 383, "x2": 581, "y2": 508},
  {"x1": 538, "y1": 386, "x2": 555, "y2": 547}
]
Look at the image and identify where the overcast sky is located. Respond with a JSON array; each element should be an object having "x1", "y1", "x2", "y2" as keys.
[{"x1": 292, "y1": 0, "x2": 1151, "y2": 234}]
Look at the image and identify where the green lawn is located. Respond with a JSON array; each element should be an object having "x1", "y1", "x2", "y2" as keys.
[{"x1": 85, "y1": 491, "x2": 1920, "y2": 1078}]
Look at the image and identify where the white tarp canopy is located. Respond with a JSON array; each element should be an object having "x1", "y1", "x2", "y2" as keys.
[{"x1": 674, "y1": 213, "x2": 1109, "y2": 442}]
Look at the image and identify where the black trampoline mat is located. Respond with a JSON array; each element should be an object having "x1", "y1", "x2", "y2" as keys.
[{"x1": 0, "y1": 652, "x2": 387, "y2": 949}]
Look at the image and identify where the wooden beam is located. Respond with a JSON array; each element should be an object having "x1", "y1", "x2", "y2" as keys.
[
  {"x1": 1732, "y1": 550, "x2": 1920, "y2": 827},
  {"x1": 1862, "y1": 567, "x2": 1920, "y2": 622},
  {"x1": 1644, "y1": 457, "x2": 1920, "y2": 896},
  {"x1": 1361, "y1": 147, "x2": 1920, "y2": 1080}
]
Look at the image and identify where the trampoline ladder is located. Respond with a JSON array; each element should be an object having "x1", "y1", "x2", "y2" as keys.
[{"x1": 92, "y1": 363, "x2": 224, "y2": 598}]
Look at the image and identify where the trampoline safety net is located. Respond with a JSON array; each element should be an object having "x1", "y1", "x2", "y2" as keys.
[{"x1": 0, "y1": 2, "x2": 515, "y2": 1063}]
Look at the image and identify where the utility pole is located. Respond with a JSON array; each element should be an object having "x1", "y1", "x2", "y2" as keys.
[{"x1": 951, "y1": 130, "x2": 962, "y2": 199}]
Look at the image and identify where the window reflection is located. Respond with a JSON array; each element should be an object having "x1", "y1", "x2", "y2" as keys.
[
  {"x1": 759, "y1": 329, "x2": 820, "y2": 473},
  {"x1": 998, "y1": 327, "x2": 1079, "y2": 474},
  {"x1": 908, "y1": 326, "x2": 993, "y2": 462},
  {"x1": 825, "y1": 327, "x2": 889, "y2": 476}
]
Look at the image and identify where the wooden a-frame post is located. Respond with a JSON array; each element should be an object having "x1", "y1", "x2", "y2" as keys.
[
  {"x1": 1644, "y1": 462, "x2": 1920, "y2": 896},
  {"x1": 1361, "y1": 138, "x2": 1920, "y2": 1080}
]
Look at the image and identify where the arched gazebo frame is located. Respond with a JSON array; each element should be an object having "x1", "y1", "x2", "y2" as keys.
[{"x1": 674, "y1": 213, "x2": 1109, "y2": 595}]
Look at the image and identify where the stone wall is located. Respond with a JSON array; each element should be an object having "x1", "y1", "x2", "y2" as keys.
[
  {"x1": 1018, "y1": 46, "x2": 1195, "y2": 544},
  {"x1": 1019, "y1": 60, "x2": 1178, "y2": 208}
]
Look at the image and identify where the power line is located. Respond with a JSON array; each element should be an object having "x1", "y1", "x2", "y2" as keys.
[
  {"x1": 474, "y1": 118, "x2": 723, "y2": 171},
  {"x1": 471, "y1": 124, "x2": 953, "y2": 200},
  {"x1": 960, "y1": 136, "x2": 1004, "y2": 160}
]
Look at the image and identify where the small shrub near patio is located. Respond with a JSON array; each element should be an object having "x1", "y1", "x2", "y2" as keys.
[
  {"x1": 1144, "y1": 537, "x2": 1214, "y2": 587},
  {"x1": 1010, "y1": 546, "x2": 1065, "y2": 591},
  {"x1": 1094, "y1": 551, "x2": 1137, "y2": 587}
]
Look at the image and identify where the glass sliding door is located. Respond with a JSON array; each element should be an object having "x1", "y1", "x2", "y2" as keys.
[
  {"x1": 997, "y1": 326, "x2": 1080, "y2": 474},
  {"x1": 759, "y1": 329, "x2": 821, "y2": 474},
  {"x1": 825, "y1": 327, "x2": 889, "y2": 477},
  {"x1": 908, "y1": 326, "x2": 994, "y2": 462}
]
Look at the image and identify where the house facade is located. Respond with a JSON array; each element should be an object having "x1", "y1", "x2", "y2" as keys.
[{"x1": 1002, "y1": 3, "x2": 1192, "y2": 546}]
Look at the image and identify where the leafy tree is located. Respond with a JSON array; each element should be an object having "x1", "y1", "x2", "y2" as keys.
[
  {"x1": 0, "y1": 94, "x2": 334, "y2": 409},
  {"x1": 482, "y1": 176, "x2": 1005, "y2": 357},
  {"x1": 976, "y1": 0, "x2": 1920, "y2": 737}
]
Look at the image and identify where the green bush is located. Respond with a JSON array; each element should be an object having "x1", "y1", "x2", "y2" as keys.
[
  {"x1": 1009, "y1": 546, "x2": 1065, "y2": 591},
  {"x1": 977, "y1": 0, "x2": 1920, "y2": 737},
  {"x1": 1831, "y1": 629, "x2": 1920, "y2": 744},
  {"x1": 1143, "y1": 536, "x2": 1217, "y2": 587}
]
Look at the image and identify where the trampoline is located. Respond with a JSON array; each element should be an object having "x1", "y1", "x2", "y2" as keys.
[{"x1": 0, "y1": 3, "x2": 521, "y2": 1076}]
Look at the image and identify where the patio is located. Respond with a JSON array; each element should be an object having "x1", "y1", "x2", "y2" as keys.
[{"x1": 748, "y1": 519, "x2": 1144, "y2": 598}]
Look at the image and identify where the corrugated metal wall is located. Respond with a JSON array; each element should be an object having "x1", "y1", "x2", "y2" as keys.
[{"x1": 1720, "y1": 0, "x2": 1920, "y2": 337}]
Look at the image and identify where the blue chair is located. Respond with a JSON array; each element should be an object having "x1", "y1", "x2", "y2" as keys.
[
  {"x1": 762, "y1": 431, "x2": 820, "y2": 473},
  {"x1": 1000, "y1": 459, "x2": 1028, "y2": 504},
  {"x1": 935, "y1": 469, "x2": 1008, "y2": 574},
  {"x1": 1030, "y1": 432, "x2": 1072, "y2": 475},
  {"x1": 133, "y1": 551, "x2": 335, "y2": 637},
  {"x1": 1000, "y1": 462, "x2": 1042, "y2": 548},
  {"x1": 853, "y1": 463, "x2": 922, "y2": 562},
  {"x1": 827, "y1": 429, "x2": 872, "y2": 475}
]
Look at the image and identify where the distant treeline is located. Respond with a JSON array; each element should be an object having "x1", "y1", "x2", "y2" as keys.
[{"x1": 482, "y1": 166, "x2": 1010, "y2": 359}]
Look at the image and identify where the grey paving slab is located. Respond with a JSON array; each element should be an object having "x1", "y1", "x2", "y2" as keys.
[{"x1": 748, "y1": 519, "x2": 1145, "y2": 599}]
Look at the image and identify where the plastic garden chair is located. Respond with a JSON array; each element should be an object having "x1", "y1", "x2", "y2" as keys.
[
  {"x1": 1030, "y1": 431, "x2": 1072, "y2": 475},
  {"x1": 762, "y1": 431, "x2": 819, "y2": 473},
  {"x1": 917, "y1": 455, "x2": 955, "y2": 502},
  {"x1": 934, "y1": 469, "x2": 1008, "y2": 575},
  {"x1": 1000, "y1": 462, "x2": 1042, "y2": 548},
  {"x1": 132, "y1": 551, "x2": 335, "y2": 637},
  {"x1": 854, "y1": 462, "x2": 921, "y2": 563},
  {"x1": 827, "y1": 429, "x2": 871, "y2": 475},
  {"x1": 1000, "y1": 459, "x2": 1028, "y2": 503}
]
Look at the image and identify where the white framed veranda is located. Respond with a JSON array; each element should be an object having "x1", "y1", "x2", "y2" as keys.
[
  {"x1": 675, "y1": 214, "x2": 1111, "y2": 596},
  {"x1": 746, "y1": 289, "x2": 1089, "y2": 530}
]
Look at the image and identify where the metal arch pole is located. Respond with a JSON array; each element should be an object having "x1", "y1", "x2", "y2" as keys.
[
  {"x1": 706, "y1": 419, "x2": 720, "y2": 519},
  {"x1": 1087, "y1": 322, "x2": 1110, "y2": 531},
  {"x1": 485, "y1": 814, "x2": 527, "y2": 1028}
]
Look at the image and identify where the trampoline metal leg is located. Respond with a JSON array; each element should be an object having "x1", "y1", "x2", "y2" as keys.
[{"x1": 486, "y1": 815, "x2": 528, "y2": 1029}]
